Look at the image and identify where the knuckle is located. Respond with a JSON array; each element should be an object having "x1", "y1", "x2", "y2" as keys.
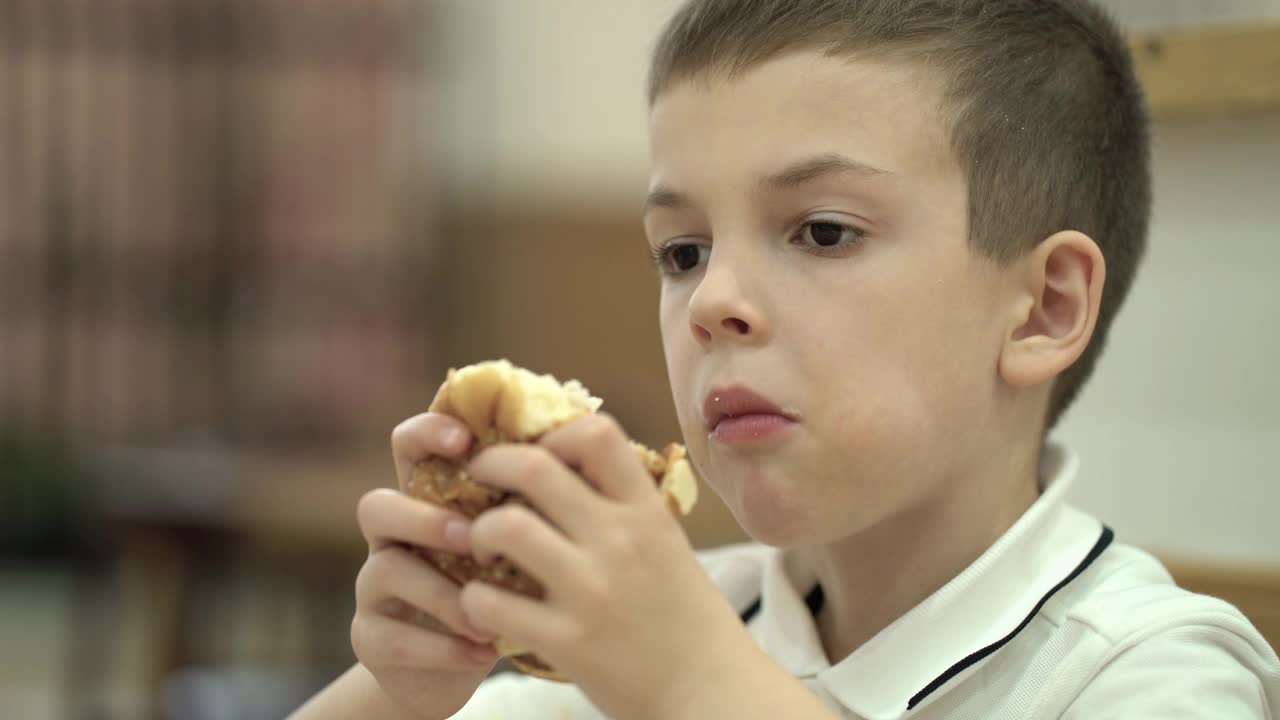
[
  {"x1": 511, "y1": 445, "x2": 553, "y2": 482},
  {"x1": 604, "y1": 528, "x2": 641, "y2": 562},
  {"x1": 392, "y1": 412, "x2": 465, "y2": 457},
  {"x1": 354, "y1": 563, "x2": 374, "y2": 603},
  {"x1": 469, "y1": 511, "x2": 500, "y2": 547},
  {"x1": 410, "y1": 505, "x2": 448, "y2": 547},
  {"x1": 389, "y1": 415, "x2": 420, "y2": 450},
  {"x1": 503, "y1": 503, "x2": 540, "y2": 536},
  {"x1": 477, "y1": 504, "x2": 535, "y2": 545},
  {"x1": 459, "y1": 581, "x2": 497, "y2": 622},
  {"x1": 578, "y1": 574, "x2": 610, "y2": 609},
  {"x1": 355, "y1": 489, "x2": 393, "y2": 534},
  {"x1": 355, "y1": 554, "x2": 390, "y2": 602},
  {"x1": 349, "y1": 616, "x2": 374, "y2": 663},
  {"x1": 483, "y1": 445, "x2": 553, "y2": 494},
  {"x1": 581, "y1": 413, "x2": 624, "y2": 444}
]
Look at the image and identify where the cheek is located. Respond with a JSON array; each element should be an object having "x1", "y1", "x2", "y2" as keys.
[
  {"x1": 658, "y1": 284, "x2": 686, "y2": 358},
  {"x1": 799, "y1": 297, "x2": 942, "y2": 449},
  {"x1": 823, "y1": 385, "x2": 932, "y2": 468},
  {"x1": 659, "y1": 290, "x2": 700, "y2": 436},
  {"x1": 808, "y1": 283, "x2": 995, "y2": 454},
  {"x1": 660, "y1": 310, "x2": 689, "y2": 397}
]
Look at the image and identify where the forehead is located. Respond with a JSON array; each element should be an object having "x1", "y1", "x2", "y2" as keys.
[{"x1": 648, "y1": 50, "x2": 957, "y2": 191}]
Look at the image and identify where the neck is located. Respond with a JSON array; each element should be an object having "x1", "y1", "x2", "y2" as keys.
[{"x1": 801, "y1": 440, "x2": 1042, "y2": 663}]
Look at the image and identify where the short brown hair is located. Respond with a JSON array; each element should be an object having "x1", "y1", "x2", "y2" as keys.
[{"x1": 649, "y1": 0, "x2": 1151, "y2": 429}]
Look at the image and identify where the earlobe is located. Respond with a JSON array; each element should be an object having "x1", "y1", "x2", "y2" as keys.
[{"x1": 999, "y1": 231, "x2": 1106, "y2": 388}]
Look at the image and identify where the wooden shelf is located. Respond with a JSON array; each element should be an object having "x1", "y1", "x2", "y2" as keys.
[
  {"x1": 1129, "y1": 22, "x2": 1280, "y2": 117},
  {"x1": 1164, "y1": 558, "x2": 1280, "y2": 651}
]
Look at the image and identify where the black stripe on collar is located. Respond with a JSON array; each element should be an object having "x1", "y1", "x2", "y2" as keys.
[
  {"x1": 906, "y1": 525, "x2": 1115, "y2": 710},
  {"x1": 738, "y1": 583, "x2": 825, "y2": 625}
]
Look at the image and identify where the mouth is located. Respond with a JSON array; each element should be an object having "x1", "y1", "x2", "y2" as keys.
[{"x1": 702, "y1": 384, "x2": 798, "y2": 444}]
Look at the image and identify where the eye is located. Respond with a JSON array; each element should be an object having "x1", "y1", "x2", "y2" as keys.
[
  {"x1": 794, "y1": 221, "x2": 865, "y2": 253},
  {"x1": 650, "y1": 242, "x2": 710, "y2": 276}
]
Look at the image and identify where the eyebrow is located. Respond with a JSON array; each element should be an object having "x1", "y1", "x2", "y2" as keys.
[
  {"x1": 643, "y1": 187, "x2": 687, "y2": 214},
  {"x1": 764, "y1": 152, "x2": 892, "y2": 189},
  {"x1": 643, "y1": 152, "x2": 891, "y2": 215}
]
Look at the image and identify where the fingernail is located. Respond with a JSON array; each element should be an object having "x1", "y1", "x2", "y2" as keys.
[{"x1": 444, "y1": 519, "x2": 471, "y2": 552}]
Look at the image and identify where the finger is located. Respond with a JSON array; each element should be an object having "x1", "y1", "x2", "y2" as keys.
[
  {"x1": 351, "y1": 613, "x2": 498, "y2": 671},
  {"x1": 469, "y1": 503, "x2": 588, "y2": 590},
  {"x1": 467, "y1": 444, "x2": 605, "y2": 540},
  {"x1": 539, "y1": 414, "x2": 655, "y2": 504},
  {"x1": 460, "y1": 581, "x2": 574, "y2": 663},
  {"x1": 357, "y1": 488, "x2": 473, "y2": 554},
  {"x1": 391, "y1": 412, "x2": 473, "y2": 491},
  {"x1": 355, "y1": 545, "x2": 496, "y2": 643}
]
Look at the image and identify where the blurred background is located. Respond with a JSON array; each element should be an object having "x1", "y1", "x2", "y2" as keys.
[{"x1": 1, "y1": 1, "x2": 1277, "y2": 718}]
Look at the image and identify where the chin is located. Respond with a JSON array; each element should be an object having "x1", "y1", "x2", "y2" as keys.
[{"x1": 724, "y1": 479, "x2": 826, "y2": 548}]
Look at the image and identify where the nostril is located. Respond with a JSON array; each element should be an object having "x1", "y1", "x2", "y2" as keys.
[{"x1": 722, "y1": 317, "x2": 750, "y2": 334}]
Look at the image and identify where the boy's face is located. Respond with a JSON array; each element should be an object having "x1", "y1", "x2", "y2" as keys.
[{"x1": 646, "y1": 51, "x2": 1015, "y2": 547}]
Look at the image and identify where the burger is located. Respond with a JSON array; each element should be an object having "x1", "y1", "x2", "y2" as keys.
[{"x1": 404, "y1": 359, "x2": 698, "y2": 681}]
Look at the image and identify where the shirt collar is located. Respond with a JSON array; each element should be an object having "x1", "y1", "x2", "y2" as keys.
[{"x1": 751, "y1": 443, "x2": 1109, "y2": 720}]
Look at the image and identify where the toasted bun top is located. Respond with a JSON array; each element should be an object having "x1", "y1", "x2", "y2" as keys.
[
  {"x1": 428, "y1": 359, "x2": 603, "y2": 441},
  {"x1": 416, "y1": 358, "x2": 699, "y2": 683}
]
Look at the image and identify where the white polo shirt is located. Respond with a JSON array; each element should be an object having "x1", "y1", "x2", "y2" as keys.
[{"x1": 450, "y1": 445, "x2": 1280, "y2": 718}]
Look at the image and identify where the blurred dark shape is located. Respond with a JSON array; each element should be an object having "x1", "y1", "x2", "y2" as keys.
[
  {"x1": 160, "y1": 666, "x2": 322, "y2": 720},
  {"x1": 0, "y1": 0, "x2": 442, "y2": 452},
  {"x1": 0, "y1": 1, "x2": 440, "y2": 718},
  {"x1": 0, "y1": 424, "x2": 87, "y2": 559}
]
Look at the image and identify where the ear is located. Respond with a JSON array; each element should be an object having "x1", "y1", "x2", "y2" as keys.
[{"x1": 999, "y1": 230, "x2": 1106, "y2": 387}]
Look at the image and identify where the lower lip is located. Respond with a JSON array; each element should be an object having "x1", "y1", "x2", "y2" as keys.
[{"x1": 711, "y1": 414, "x2": 796, "y2": 444}]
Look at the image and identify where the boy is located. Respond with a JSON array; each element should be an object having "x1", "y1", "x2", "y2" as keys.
[{"x1": 292, "y1": 0, "x2": 1280, "y2": 718}]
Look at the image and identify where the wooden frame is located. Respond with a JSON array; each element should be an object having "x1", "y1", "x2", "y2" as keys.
[{"x1": 1129, "y1": 22, "x2": 1280, "y2": 117}]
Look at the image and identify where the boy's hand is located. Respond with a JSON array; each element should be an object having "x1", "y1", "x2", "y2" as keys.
[
  {"x1": 348, "y1": 413, "x2": 500, "y2": 720},
  {"x1": 459, "y1": 413, "x2": 764, "y2": 720}
]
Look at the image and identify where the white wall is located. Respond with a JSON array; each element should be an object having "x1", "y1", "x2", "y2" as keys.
[
  {"x1": 434, "y1": 0, "x2": 683, "y2": 202},
  {"x1": 437, "y1": 2, "x2": 1280, "y2": 565},
  {"x1": 1056, "y1": 113, "x2": 1280, "y2": 565}
]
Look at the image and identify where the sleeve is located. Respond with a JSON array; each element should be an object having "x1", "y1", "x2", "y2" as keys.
[
  {"x1": 1063, "y1": 626, "x2": 1280, "y2": 719},
  {"x1": 447, "y1": 671, "x2": 606, "y2": 720}
]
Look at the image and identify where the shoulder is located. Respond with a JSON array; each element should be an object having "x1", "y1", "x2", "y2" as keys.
[
  {"x1": 1067, "y1": 542, "x2": 1271, "y2": 651},
  {"x1": 1054, "y1": 542, "x2": 1280, "y2": 717}
]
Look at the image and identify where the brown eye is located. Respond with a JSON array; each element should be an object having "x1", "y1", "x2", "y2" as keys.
[
  {"x1": 671, "y1": 244, "x2": 704, "y2": 271},
  {"x1": 651, "y1": 243, "x2": 709, "y2": 275},
  {"x1": 809, "y1": 222, "x2": 849, "y2": 247},
  {"x1": 793, "y1": 220, "x2": 865, "y2": 254}
]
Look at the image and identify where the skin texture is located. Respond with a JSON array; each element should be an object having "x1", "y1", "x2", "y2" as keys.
[
  {"x1": 646, "y1": 50, "x2": 1102, "y2": 667},
  {"x1": 291, "y1": 415, "x2": 501, "y2": 720},
  {"x1": 292, "y1": 49, "x2": 1104, "y2": 720}
]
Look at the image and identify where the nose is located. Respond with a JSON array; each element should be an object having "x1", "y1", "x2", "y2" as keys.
[{"x1": 687, "y1": 249, "x2": 768, "y2": 347}]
